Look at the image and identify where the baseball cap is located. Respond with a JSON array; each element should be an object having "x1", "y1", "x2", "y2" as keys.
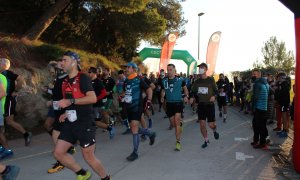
[
  {"x1": 123, "y1": 62, "x2": 138, "y2": 69},
  {"x1": 197, "y1": 62, "x2": 208, "y2": 69}
]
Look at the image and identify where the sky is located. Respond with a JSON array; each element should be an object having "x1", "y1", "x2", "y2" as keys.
[{"x1": 139, "y1": 0, "x2": 296, "y2": 74}]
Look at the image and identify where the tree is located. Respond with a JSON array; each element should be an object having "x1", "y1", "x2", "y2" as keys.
[
  {"x1": 254, "y1": 36, "x2": 295, "y2": 75},
  {"x1": 21, "y1": 0, "x2": 71, "y2": 41}
]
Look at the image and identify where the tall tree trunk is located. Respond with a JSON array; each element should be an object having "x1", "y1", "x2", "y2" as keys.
[{"x1": 22, "y1": 0, "x2": 71, "y2": 41}]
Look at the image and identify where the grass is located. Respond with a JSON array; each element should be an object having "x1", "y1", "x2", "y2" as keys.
[{"x1": 0, "y1": 34, "x2": 122, "y2": 71}]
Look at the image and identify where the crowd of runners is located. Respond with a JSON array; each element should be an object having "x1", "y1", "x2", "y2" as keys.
[{"x1": 0, "y1": 50, "x2": 294, "y2": 180}]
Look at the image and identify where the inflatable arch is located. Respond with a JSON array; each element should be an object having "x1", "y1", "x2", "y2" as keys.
[{"x1": 139, "y1": 48, "x2": 197, "y2": 75}]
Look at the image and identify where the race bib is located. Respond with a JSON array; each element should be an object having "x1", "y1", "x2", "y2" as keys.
[
  {"x1": 52, "y1": 101, "x2": 60, "y2": 110},
  {"x1": 198, "y1": 87, "x2": 208, "y2": 94},
  {"x1": 66, "y1": 110, "x2": 77, "y2": 122},
  {"x1": 219, "y1": 92, "x2": 226, "y2": 97},
  {"x1": 124, "y1": 94, "x2": 132, "y2": 103},
  {"x1": 102, "y1": 98, "x2": 107, "y2": 103}
]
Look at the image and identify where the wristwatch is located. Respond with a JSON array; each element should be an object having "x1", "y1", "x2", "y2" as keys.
[{"x1": 70, "y1": 98, "x2": 76, "y2": 104}]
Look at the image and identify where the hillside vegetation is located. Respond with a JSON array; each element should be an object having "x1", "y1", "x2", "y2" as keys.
[{"x1": 0, "y1": 34, "x2": 124, "y2": 132}]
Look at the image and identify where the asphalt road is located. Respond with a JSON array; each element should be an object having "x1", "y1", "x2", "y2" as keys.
[{"x1": 1, "y1": 104, "x2": 293, "y2": 180}]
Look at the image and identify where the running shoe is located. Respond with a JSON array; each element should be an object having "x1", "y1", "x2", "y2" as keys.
[
  {"x1": 25, "y1": 132, "x2": 32, "y2": 146},
  {"x1": 214, "y1": 132, "x2": 219, "y2": 140},
  {"x1": 140, "y1": 134, "x2": 147, "y2": 142},
  {"x1": 2, "y1": 165, "x2": 20, "y2": 180},
  {"x1": 76, "y1": 170, "x2": 91, "y2": 180},
  {"x1": 108, "y1": 126, "x2": 115, "y2": 139},
  {"x1": 278, "y1": 131, "x2": 288, "y2": 138},
  {"x1": 0, "y1": 149, "x2": 13, "y2": 160},
  {"x1": 0, "y1": 145, "x2": 5, "y2": 153},
  {"x1": 168, "y1": 125, "x2": 173, "y2": 130},
  {"x1": 102, "y1": 175, "x2": 111, "y2": 180},
  {"x1": 250, "y1": 141, "x2": 258, "y2": 146},
  {"x1": 67, "y1": 146, "x2": 76, "y2": 155},
  {"x1": 126, "y1": 152, "x2": 138, "y2": 161},
  {"x1": 201, "y1": 140, "x2": 209, "y2": 148},
  {"x1": 47, "y1": 161, "x2": 64, "y2": 174},
  {"x1": 175, "y1": 142, "x2": 181, "y2": 151},
  {"x1": 122, "y1": 128, "x2": 131, "y2": 135},
  {"x1": 267, "y1": 120, "x2": 274, "y2": 125},
  {"x1": 149, "y1": 132, "x2": 156, "y2": 145},
  {"x1": 223, "y1": 118, "x2": 226, "y2": 123},
  {"x1": 253, "y1": 144, "x2": 268, "y2": 150}
]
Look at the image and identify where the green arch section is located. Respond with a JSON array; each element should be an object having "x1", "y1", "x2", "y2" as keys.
[{"x1": 139, "y1": 48, "x2": 197, "y2": 75}]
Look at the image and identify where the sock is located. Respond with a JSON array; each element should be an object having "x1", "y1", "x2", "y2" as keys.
[
  {"x1": 76, "y1": 168, "x2": 87, "y2": 176},
  {"x1": 1, "y1": 166, "x2": 10, "y2": 175},
  {"x1": 138, "y1": 128, "x2": 152, "y2": 137},
  {"x1": 224, "y1": 114, "x2": 227, "y2": 119},
  {"x1": 205, "y1": 137, "x2": 209, "y2": 142},
  {"x1": 133, "y1": 133, "x2": 140, "y2": 154},
  {"x1": 24, "y1": 132, "x2": 29, "y2": 137}
]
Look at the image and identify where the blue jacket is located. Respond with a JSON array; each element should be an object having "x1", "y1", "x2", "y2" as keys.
[{"x1": 252, "y1": 78, "x2": 269, "y2": 111}]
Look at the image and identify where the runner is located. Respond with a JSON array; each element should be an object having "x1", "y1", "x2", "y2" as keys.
[
  {"x1": 161, "y1": 64, "x2": 189, "y2": 151},
  {"x1": 101, "y1": 68, "x2": 116, "y2": 127},
  {"x1": 216, "y1": 73, "x2": 229, "y2": 122},
  {"x1": 122, "y1": 62, "x2": 156, "y2": 162},
  {"x1": 88, "y1": 66, "x2": 115, "y2": 139},
  {"x1": 116, "y1": 70, "x2": 130, "y2": 135},
  {"x1": 0, "y1": 58, "x2": 32, "y2": 147},
  {"x1": 47, "y1": 58, "x2": 76, "y2": 174},
  {"x1": 54, "y1": 51, "x2": 110, "y2": 180},
  {"x1": 190, "y1": 63, "x2": 219, "y2": 148},
  {"x1": 139, "y1": 73, "x2": 155, "y2": 141},
  {"x1": 0, "y1": 73, "x2": 12, "y2": 160}
]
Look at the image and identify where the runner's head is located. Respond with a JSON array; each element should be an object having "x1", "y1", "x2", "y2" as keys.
[
  {"x1": 123, "y1": 62, "x2": 138, "y2": 76},
  {"x1": 167, "y1": 64, "x2": 176, "y2": 78},
  {"x1": 160, "y1": 69, "x2": 165, "y2": 77},
  {"x1": 251, "y1": 69, "x2": 261, "y2": 80},
  {"x1": 197, "y1": 63, "x2": 207, "y2": 75},
  {"x1": 62, "y1": 51, "x2": 81, "y2": 74},
  {"x1": 88, "y1": 66, "x2": 98, "y2": 79},
  {"x1": 0, "y1": 58, "x2": 11, "y2": 71},
  {"x1": 118, "y1": 70, "x2": 125, "y2": 79},
  {"x1": 219, "y1": 73, "x2": 224, "y2": 80},
  {"x1": 102, "y1": 67, "x2": 110, "y2": 77}
]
